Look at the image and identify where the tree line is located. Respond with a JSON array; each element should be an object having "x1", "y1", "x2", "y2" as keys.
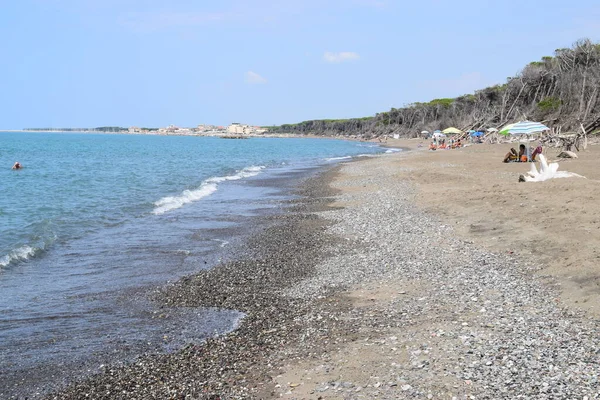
[{"x1": 269, "y1": 39, "x2": 600, "y2": 138}]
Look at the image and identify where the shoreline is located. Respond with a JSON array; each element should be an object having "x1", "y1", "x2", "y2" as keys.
[
  {"x1": 36, "y1": 142, "x2": 600, "y2": 398},
  {"x1": 0, "y1": 153, "x2": 337, "y2": 399},
  {"x1": 43, "y1": 165, "x2": 347, "y2": 399}
]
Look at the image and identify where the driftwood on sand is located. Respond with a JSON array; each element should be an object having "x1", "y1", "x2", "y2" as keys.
[{"x1": 558, "y1": 151, "x2": 578, "y2": 159}]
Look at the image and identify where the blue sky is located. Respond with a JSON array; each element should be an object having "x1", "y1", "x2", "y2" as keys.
[{"x1": 1, "y1": 0, "x2": 599, "y2": 129}]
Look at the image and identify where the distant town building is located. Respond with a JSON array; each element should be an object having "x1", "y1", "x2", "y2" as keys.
[
  {"x1": 226, "y1": 123, "x2": 266, "y2": 135},
  {"x1": 196, "y1": 124, "x2": 218, "y2": 132},
  {"x1": 227, "y1": 123, "x2": 246, "y2": 134}
]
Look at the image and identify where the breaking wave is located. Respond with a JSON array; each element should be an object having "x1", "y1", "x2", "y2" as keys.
[
  {"x1": 152, "y1": 166, "x2": 265, "y2": 215},
  {"x1": 325, "y1": 156, "x2": 352, "y2": 162},
  {"x1": 0, "y1": 245, "x2": 39, "y2": 268}
]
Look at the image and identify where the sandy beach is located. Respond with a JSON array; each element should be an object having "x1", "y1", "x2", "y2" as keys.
[
  {"x1": 39, "y1": 141, "x2": 600, "y2": 399},
  {"x1": 387, "y1": 139, "x2": 600, "y2": 316}
]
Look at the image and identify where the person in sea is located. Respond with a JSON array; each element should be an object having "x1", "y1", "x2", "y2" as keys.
[
  {"x1": 12, "y1": 161, "x2": 22, "y2": 170},
  {"x1": 503, "y1": 144, "x2": 527, "y2": 163}
]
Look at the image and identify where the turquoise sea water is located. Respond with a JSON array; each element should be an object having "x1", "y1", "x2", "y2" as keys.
[
  {"x1": 0, "y1": 131, "x2": 392, "y2": 395},
  {"x1": 0, "y1": 132, "x2": 386, "y2": 267}
]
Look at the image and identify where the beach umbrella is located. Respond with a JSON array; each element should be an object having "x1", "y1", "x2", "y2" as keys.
[
  {"x1": 442, "y1": 127, "x2": 463, "y2": 135},
  {"x1": 498, "y1": 123, "x2": 516, "y2": 135},
  {"x1": 499, "y1": 121, "x2": 550, "y2": 136},
  {"x1": 486, "y1": 128, "x2": 498, "y2": 133},
  {"x1": 432, "y1": 131, "x2": 447, "y2": 138},
  {"x1": 421, "y1": 130, "x2": 429, "y2": 134},
  {"x1": 470, "y1": 131, "x2": 484, "y2": 137}
]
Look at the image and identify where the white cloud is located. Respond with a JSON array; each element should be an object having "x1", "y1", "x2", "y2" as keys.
[
  {"x1": 323, "y1": 52, "x2": 360, "y2": 63},
  {"x1": 245, "y1": 71, "x2": 268, "y2": 85}
]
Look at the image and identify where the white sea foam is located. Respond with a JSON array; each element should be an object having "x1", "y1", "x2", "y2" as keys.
[
  {"x1": 205, "y1": 165, "x2": 265, "y2": 184},
  {"x1": 152, "y1": 166, "x2": 265, "y2": 215},
  {"x1": 325, "y1": 156, "x2": 353, "y2": 162},
  {"x1": 385, "y1": 148, "x2": 402, "y2": 153},
  {"x1": 0, "y1": 245, "x2": 37, "y2": 268},
  {"x1": 214, "y1": 239, "x2": 230, "y2": 248},
  {"x1": 153, "y1": 183, "x2": 218, "y2": 215}
]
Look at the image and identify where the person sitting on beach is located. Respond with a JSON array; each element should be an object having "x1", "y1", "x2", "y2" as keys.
[
  {"x1": 531, "y1": 145, "x2": 543, "y2": 161},
  {"x1": 429, "y1": 142, "x2": 437, "y2": 151},
  {"x1": 12, "y1": 162, "x2": 22, "y2": 170},
  {"x1": 518, "y1": 144, "x2": 528, "y2": 162},
  {"x1": 503, "y1": 144, "x2": 526, "y2": 163},
  {"x1": 503, "y1": 148, "x2": 518, "y2": 162}
]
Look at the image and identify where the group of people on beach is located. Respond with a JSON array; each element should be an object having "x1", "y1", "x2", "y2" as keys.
[
  {"x1": 424, "y1": 135, "x2": 545, "y2": 164},
  {"x1": 502, "y1": 144, "x2": 543, "y2": 163},
  {"x1": 428, "y1": 138, "x2": 462, "y2": 151}
]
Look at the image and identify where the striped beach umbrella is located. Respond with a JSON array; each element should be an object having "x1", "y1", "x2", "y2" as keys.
[{"x1": 499, "y1": 121, "x2": 550, "y2": 136}]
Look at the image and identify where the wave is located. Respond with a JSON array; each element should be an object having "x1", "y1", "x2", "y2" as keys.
[
  {"x1": 0, "y1": 245, "x2": 39, "y2": 268},
  {"x1": 213, "y1": 239, "x2": 230, "y2": 248},
  {"x1": 325, "y1": 156, "x2": 352, "y2": 162},
  {"x1": 152, "y1": 166, "x2": 265, "y2": 215},
  {"x1": 385, "y1": 148, "x2": 402, "y2": 153}
]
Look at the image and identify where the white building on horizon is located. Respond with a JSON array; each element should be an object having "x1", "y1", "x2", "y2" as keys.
[
  {"x1": 227, "y1": 123, "x2": 250, "y2": 134},
  {"x1": 226, "y1": 123, "x2": 267, "y2": 135}
]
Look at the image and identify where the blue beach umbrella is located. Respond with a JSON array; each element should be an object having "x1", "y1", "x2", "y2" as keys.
[
  {"x1": 499, "y1": 121, "x2": 550, "y2": 136},
  {"x1": 470, "y1": 131, "x2": 484, "y2": 137}
]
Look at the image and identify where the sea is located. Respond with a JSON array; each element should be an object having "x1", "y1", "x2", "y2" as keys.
[{"x1": 0, "y1": 131, "x2": 395, "y2": 396}]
